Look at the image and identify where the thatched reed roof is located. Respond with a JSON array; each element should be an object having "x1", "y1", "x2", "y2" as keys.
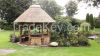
[{"x1": 14, "y1": 5, "x2": 55, "y2": 23}]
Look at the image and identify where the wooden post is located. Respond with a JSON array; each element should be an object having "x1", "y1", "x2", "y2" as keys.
[
  {"x1": 13, "y1": 22, "x2": 15, "y2": 35},
  {"x1": 41, "y1": 23, "x2": 44, "y2": 45},
  {"x1": 19, "y1": 25, "x2": 21, "y2": 43},
  {"x1": 47, "y1": 23, "x2": 49, "y2": 36},
  {"x1": 19, "y1": 25, "x2": 21, "y2": 35},
  {"x1": 42, "y1": 23, "x2": 44, "y2": 35},
  {"x1": 19, "y1": 24, "x2": 23, "y2": 35},
  {"x1": 49, "y1": 23, "x2": 52, "y2": 42},
  {"x1": 28, "y1": 24, "x2": 31, "y2": 45},
  {"x1": 19, "y1": 24, "x2": 24, "y2": 43}
]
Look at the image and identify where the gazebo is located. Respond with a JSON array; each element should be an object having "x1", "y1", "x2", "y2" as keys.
[
  {"x1": 14, "y1": 5, "x2": 55, "y2": 45},
  {"x1": 80, "y1": 22, "x2": 91, "y2": 32}
]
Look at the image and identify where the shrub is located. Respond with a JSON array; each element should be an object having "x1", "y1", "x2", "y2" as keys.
[
  {"x1": 51, "y1": 16, "x2": 72, "y2": 46},
  {"x1": 51, "y1": 16, "x2": 90, "y2": 47},
  {"x1": 77, "y1": 31, "x2": 90, "y2": 46},
  {"x1": 0, "y1": 19, "x2": 7, "y2": 29},
  {"x1": 51, "y1": 30, "x2": 90, "y2": 46},
  {"x1": 10, "y1": 34, "x2": 19, "y2": 43},
  {"x1": 3, "y1": 24, "x2": 13, "y2": 30}
]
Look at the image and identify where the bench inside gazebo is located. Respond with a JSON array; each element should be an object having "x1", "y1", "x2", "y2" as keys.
[{"x1": 13, "y1": 5, "x2": 55, "y2": 45}]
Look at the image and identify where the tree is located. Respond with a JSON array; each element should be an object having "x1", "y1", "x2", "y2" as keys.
[
  {"x1": 94, "y1": 13, "x2": 100, "y2": 28},
  {"x1": 78, "y1": 0, "x2": 100, "y2": 7},
  {"x1": 70, "y1": 18, "x2": 81, "y2": 26},
  {"x1": 86, "y1": 13, "x2": 90, "y2": 23},
  {"x1": 89, "y1": 14, "x2": 95, "y2": 29},
  {"x1": 65, "y1": 1, "x2": 78, "y2": 17},
  {"x1": 95, "y1": 17, "x2": 100, "y2": 28},
  {"x1": 0, "y1": 0, "x2": 32, "y2": 25},
  {"x1": 38, "y1": 0, "x2": 62, "y2": 19},
  {"x1": 0, "y1": 19, "x2": 6, "y2": 29},
  {"x1": 51, "y1": 16, "x2": 72, "y2": 46},
  {"x1": 85, "y1": 13, "x2": 95, "y2": 30}
]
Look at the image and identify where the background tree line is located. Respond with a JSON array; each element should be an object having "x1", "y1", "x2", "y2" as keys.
[
  {"x1": 0, "y1": 0, "x2": 63, "y2": 30},
  {"x1": 0, "y1": 0, "x2": 99, "y2": 27}
]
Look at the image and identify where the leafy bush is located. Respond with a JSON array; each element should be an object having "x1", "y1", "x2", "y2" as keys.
[
  {"x1": 3, "y1": 24, "x2": 13, "y2": 30},
  {"x1": 77, "y1": 31, "x2": 90, "y2": 46},
  {"x1": 0, "y1": 20, "x2": 13, "y2": 30},
  {"x1": 0, "y1": 20, "x2": 7, "y2": 29},
  {"x1": 51, "y1": 16, "x2": 90, "y2": 46},
  {"x1": 66, "y1": 30, "x2": 90, "y2": 46},
  {"x1": 51, "y1": 29, "x2": 90, "y2": 46},
  {"x1": 10, "y1": 34, "x2": 19, "y2": 43},
  {"x1": 51, "y1": 16, "x2": 72, "y2": 46}
]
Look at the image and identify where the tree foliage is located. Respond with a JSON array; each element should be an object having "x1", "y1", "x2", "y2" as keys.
[
  {"x1": 95, "y1": 17, "x2": 100, "y2": 28},
  {"x1": 51, "y1": 16, "x2": 72, "y2": 46},
  {"x1": 86, "y1": 14, "x2": 95, "y2": 30},
  {"x1": 0, "y1": 0, "x2": 32, "y2": 24},
  {"x1": 86, "y1": 13, "x2": 90, "y2": 23},
  {"x1": 38, "y1": 0, "x2": 62, "y2": 19},
  {"x1": 0, "y1": 19, "x2": 6, "y2": 29},
  {"x1": 78, "y1": 0, "x2": 100, "y2": 7},
  {"x1": 51, "y1": 16, "x2": 89, "y2": 46},
  {"x1": 90, "y1": 14, "x2": 95, "y2": 29},
  {"x1": 70, "y1": 18, "x2": 81, "y2": 26},
  {"x1": 65, "y1": 1, "x2": 78, "y2": 17}
]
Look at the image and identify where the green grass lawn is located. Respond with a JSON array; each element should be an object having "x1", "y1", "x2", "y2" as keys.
[
  {"x1": 0, "y1": 31, "x2": 100, "y2": 56},
  {"x1": 95, "y1": 28, "x2": 100, "y2": 33}
]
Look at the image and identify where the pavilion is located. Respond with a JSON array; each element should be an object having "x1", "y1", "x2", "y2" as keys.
[{"x1": 14, "y1": 5, "x2": 55, "y2": 45}]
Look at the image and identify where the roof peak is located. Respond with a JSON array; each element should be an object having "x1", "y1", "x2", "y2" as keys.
[{"x1": 29, "y1": 5, "x2": 41, "y2": 8}]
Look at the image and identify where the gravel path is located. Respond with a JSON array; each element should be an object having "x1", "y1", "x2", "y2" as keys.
[{"x1": 0, "y1": 49, "x2": 16, "y2": 55}]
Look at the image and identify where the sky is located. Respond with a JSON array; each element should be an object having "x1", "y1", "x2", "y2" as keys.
[{"x1": 55, "y1": 0, "x2": 100, "y2": 20}]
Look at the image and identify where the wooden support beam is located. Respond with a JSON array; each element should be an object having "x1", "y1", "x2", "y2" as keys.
[
  {"x1": 28, "y1": 24, "x2": 32, "y2": 45},
  {"x1": 19, "y1": 25, "x2": 21, "y2": 35},
  {"x1": 13, "y1": 23, "x2": 15, "y2": 35},
  {"x1": 21, "y1": 24, "x2": 24, "y2": 35},
  {"x1": 41, "y1": 23, "x2": 45, "y2": 45},
  {"x1": 18, "y1": 25, "x2": 22, "y2": 43}
]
